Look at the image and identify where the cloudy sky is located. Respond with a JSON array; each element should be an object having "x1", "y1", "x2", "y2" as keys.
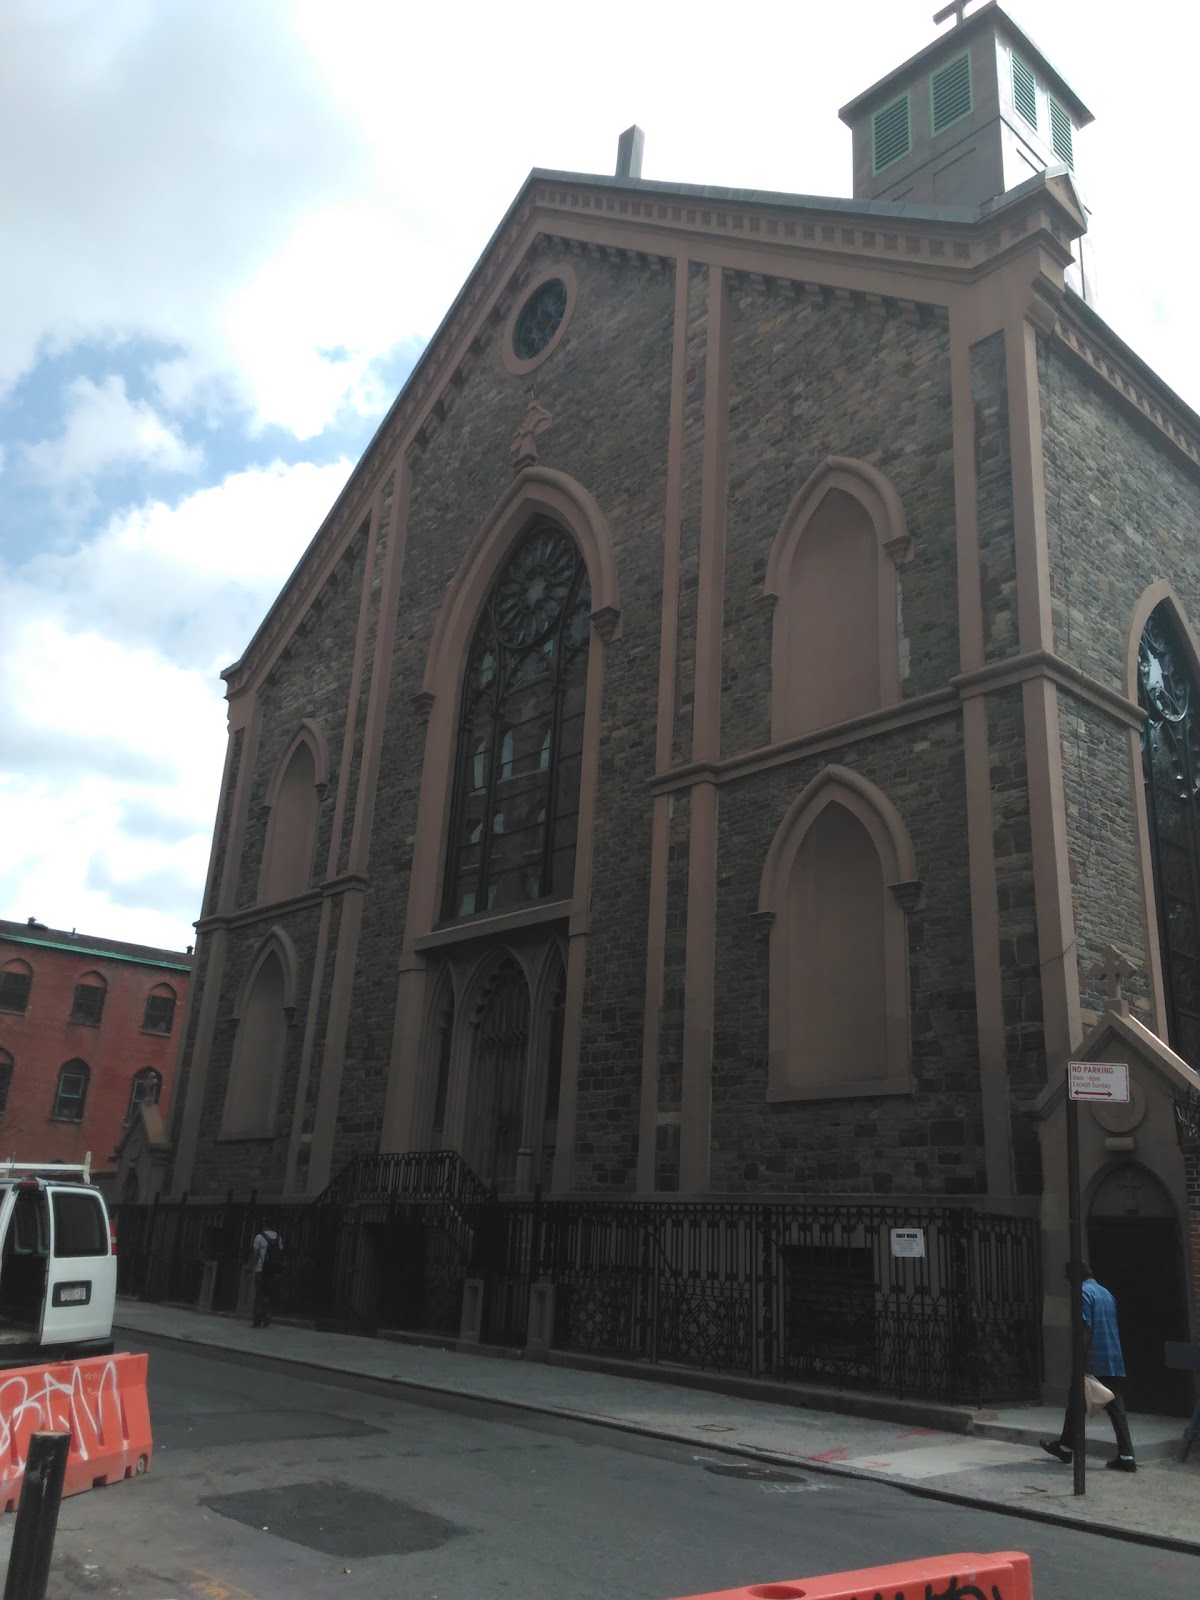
[{"x1": 2, "y1": 0, "x2": 1195, "y2": 954}]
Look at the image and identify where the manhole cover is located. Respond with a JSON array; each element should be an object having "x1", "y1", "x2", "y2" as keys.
[
  {"x1": 702, "y1": 1462, "x2": 808, "y2": 1484},
  {"x1": 202, "y1": 1481, "x2": 467, "y2": 1558}
]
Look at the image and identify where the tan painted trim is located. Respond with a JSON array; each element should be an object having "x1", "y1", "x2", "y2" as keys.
[
  {"x1": 652, "y1": 688, "x2": 960, "y2": 794},
  {"x1": 1053, "y1": 310, "x2": 1200, "y2": 476},
  {"x1": 194, "y1": 872, "x2": 368, "y2": 933},
  {"x1": 954, "y1": 650, "x2": 1144, "y2": 729},
  {"x1": 380, "y1": 964, "x2": 430, "y2": 1156},
  {"x1": 327, "y1": 491, "x2": 384, "y2": 875},
  {"x1": 283, "y1": 895, "x2": 333, "y2": 1196},
  {"x1": 758, "y1": 765, "x2": 917, "y2": 900},
  {"x1": 217, "y1": 694, "x2": 261, "y2": 918},
  {"x1": 1024, "y1": 675, "x2": 1083, "y2": 1062},
  {"x1": 637, "y1": 256, "x2": 689, "y2": 1192},
  {"x1": 305, "y1": 886, "x2": 366, "y2": 1193},
  {"x1": 950, "y1": 318, "x2": 985, "y2": 673},
  {"x1": 228, "y1": 926, "x2": 301, "y2": 1020},
  {"x1": 168, "y1": 926, "x2": 228, "y2": 1197},
  {"x1": 1008, "y1": 317, "x2": 1054, "y2": 656},
  {"x1": 759, "y1": 766, "x2": 914, "y2": 1103},
  {"x1": 413, "y1": 898, "x2": 572, "y2": 952},
  {"x1": 255, "y1": 719, "x2": 329, "y2": 907},
  {"x1": 499, "y1": 261, "x2": 579, "y2": 377},
  {"x1": 348, "y1": 462, "x2": 412, "y2": 875},
  {"x1": 962, "y1": 696, "x2": 1015, "y2": 1194},
  {"x1": 679, "y1": 264, "x2": 729, "y2": 1194}
]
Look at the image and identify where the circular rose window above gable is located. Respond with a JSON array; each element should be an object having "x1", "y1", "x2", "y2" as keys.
[{"x1": 513, "y1": 278, "x2": 568, "y2": 361}]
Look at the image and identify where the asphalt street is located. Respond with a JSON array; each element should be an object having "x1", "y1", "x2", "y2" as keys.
[{"x1": 11, "y1": 1338, "x2": 1199, "y2": 1600}]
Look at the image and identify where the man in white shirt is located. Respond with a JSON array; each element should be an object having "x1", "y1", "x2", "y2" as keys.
[{"x1": 250, "y1": 1226, "x2": 282, "y2": 1328}]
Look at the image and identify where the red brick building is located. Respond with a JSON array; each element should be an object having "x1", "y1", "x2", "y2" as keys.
[{"x1": 0, "y1": 919, "x2": 191, "y2": 1193}]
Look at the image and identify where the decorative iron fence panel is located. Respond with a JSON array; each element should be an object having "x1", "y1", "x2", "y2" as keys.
[{"x1": 115, "y1": 1192, "x2": 1040, "y2": 1404}]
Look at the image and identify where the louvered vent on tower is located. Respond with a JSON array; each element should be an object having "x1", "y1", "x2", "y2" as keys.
[
  {"x1": 931, "y1": 51, "x2": 972, "y2": 134},
  {"x1": 1049, "y1": 97, "x2": 1074, "y2": 168},
  {"x1": 1011, "y1": 53, "x2": 1038, "y2": 128},
  {"x1": 872, "y1": 94, "x2": 911, "y2": 172}
]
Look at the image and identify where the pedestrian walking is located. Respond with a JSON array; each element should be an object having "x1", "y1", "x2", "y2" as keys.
[
  {"x1": 1041, "y1": 1263, "x2": 1136, "y2": 1473},
  {"x1": 250, "y1": 1224, "x2": 284, "y2": 1329}
]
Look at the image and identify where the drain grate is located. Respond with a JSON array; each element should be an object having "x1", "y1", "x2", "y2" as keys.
[{"x1": 203, "y1": 1480, "x2": 467, "y2": 1558}]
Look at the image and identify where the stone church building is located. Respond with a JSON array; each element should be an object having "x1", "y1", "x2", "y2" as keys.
[{"x1": 168, "y1": 4, "x2": 1200, "y2": 1397}]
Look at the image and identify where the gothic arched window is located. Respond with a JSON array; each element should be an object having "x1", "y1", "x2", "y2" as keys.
[
  {"x1": 444, "y1": 522, "x2": 591, "y2": 920},
  {"x1": 1139, "y1": 602, "x2": 1200, "y2": 1064}
]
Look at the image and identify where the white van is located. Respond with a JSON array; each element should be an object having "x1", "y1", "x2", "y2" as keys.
[{"x1": 0, "y1": 1158, "x2": 116, "y2": 1365}]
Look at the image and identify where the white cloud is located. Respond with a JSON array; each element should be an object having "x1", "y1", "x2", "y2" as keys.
[
  {"x1": 0, "y1": 457, "x2": 353, "y2": 945},
  {"x1": 23, "y1": 376, "x2": 202, "y2": 482}
]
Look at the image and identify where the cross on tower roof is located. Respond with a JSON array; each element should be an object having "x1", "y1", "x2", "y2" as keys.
[{"x1": 932, "y1": 0, "x2": 977, "y2": 25}]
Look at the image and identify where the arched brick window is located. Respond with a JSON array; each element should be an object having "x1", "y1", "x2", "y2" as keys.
[
  {"x1": 443, "y1": 522, "x2": 591, "y2": 920},
  {"x1": 0, "y1": 1049, "x2": 12, "y2": 1119},
  {"x1": 759, "y1": 766, "x2": 918, "y2": 1101},
  {"x1": 142, "y1": 983, "x2": 177, "y2": 1035},
  {"x1": 69, "y1": 972, "x2": 106, "y2": 1026},
  {"x1": 0, "y1": 960, "x2": 32, "y2": 1015},
  {"x1": 53, "y1": 1059, "x2": 90, "y2": 1121}
]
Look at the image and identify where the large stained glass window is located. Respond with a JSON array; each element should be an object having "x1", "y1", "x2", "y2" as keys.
[
  {"x1": 1139, "y1": 602, "x2": 1200, "y2": 1065},
  {"x1": 443, "y1": 522, "x2": 591, "y2": 921}
]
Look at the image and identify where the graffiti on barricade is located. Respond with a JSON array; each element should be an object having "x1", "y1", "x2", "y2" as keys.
[{"x1": 0, "y1": 1358, "x2": 121, "y2": 1474}]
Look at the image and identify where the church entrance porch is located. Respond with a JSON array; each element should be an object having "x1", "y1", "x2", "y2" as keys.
[{"x1": 1088, "y1": 1156, "x2": 1193, "y2": 1417}]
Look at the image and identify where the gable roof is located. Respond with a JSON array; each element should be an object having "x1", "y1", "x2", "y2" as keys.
[
  {"x1": 221, "y1": 162, "x2": 1095, "y2": 699},
  {"x1": 1034, "y1": 1005, "x2": 1200, "y2": 1120}
]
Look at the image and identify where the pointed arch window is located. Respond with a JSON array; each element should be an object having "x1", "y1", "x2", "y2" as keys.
[
  {"x1": 53, "y1": 1059, "x2": 90, "y2": 1121},
  {"x1": 444, "y1": 522, "x2": 591, "y2": 920},
  {"x1": 0, "y1": 959, "x2": 32, "y2": 1015},
  {"x1": 127, "y1": 1067, "x2": 162, "y2": 1123},
  {"x1": 221, "y1": 948, "x2": 289, "y2": 1138},
  {"x1": 0, "y1": 1049, "x2": 12, "y2": 1119},
  {"x1": 759, "y1": 767, "x2": 917, "y2": 1102},
  {"x1": 1138, "y1": 602, "x2": 1200, "y2": 1065}
]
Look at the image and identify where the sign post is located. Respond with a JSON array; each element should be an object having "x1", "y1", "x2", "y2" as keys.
[{"x1": 1065, "y1": 1062, "x2": 1131, "y2": 1497}]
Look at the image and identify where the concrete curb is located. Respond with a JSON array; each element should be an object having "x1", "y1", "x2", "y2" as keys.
[{"x1": 120, "y1": 1319, "x2": 1200, "y2": 1559}]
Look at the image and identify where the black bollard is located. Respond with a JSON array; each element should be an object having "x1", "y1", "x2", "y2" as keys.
[{"x1": 3, "y1": 1432, "x2": 70, "y2": 1600}]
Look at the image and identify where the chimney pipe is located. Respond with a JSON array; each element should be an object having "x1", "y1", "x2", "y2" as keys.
[{"x1": 615, "y1": 125, "x2": 644, "y2": 180}]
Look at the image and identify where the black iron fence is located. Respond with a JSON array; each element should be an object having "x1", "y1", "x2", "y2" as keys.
[{"x1": 115, "y1": 1191, "x2": 1041, "y2": 1405}]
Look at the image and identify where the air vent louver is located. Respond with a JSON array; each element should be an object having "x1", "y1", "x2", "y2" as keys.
[
  {"x1": 1012, "y1": 53, "x2": 1038, "y2": 128},
  {"x1": 932, "y1": 52, "x2": 972, "y2": 133},
  {"x1": 1049, "y1": 97, "x2": 1074, "y2": 168},
  {"x1": 873, "y1": 94, "x2": 911, "y2": 173}
]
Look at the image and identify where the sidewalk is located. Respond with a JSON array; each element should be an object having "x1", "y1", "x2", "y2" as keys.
[{"x1": 114, "y1": 1301, "x2": 1200, "y2": 1554}]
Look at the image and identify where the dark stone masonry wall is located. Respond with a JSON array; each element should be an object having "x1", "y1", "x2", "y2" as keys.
[
  {"x1": 709, "y1": 712, "x2": 984, "y2": 1197},
  {"x1": 721, "y1": 287, "x2": 957, "y2": 759},
  {"x1": 334, "y1": 246, "x2": 677, "y2": 1182},
  {"x1": 234, "y1": 531, "x2": 369, "y2": 910},
  {"x1": 1040, "y1": 340, "x2": 1200, "y2": 691},
  {"x1": 1058, "y1": 695, "x2": 1151, "y2": 1034}
]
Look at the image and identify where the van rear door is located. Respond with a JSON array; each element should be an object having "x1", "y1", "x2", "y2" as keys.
[{"x1": 41, "y1": 1186, "x2": 116, "y2": 1347}]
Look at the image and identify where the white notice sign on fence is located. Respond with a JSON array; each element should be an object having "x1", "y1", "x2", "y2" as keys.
[
  {"x1": 1068, "y1": 1061, "x2": 1130, "y2": 1103},
  {"x1": 890, "y1": 1227, "x2": 926, "y2": 1259}
]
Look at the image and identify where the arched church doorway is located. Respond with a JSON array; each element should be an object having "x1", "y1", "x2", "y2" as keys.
[
  {"x1": 466, "y1": 959, "x2": 530, "y2": 1192},
  {"x1": 1088, "y1": 1162, "x2": 1191, "y2": 1415}
]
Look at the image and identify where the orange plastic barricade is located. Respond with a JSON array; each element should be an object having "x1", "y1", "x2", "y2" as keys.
[
  {"x1": 0, "y1": 1352, "x2": 152, "y2": 1511},
  {"x1": 663, "y1": 1550, "x2": 1034, "y2": 1600}
]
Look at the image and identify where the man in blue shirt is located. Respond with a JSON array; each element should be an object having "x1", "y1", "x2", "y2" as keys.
[{"x1": 1041, "y1": 1264, "x2": 1136, "y2": 1472}]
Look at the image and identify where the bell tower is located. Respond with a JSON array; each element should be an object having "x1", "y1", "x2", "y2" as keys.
[{"x1": 838, "y1": 0, "x2": 1096, "y2": 300}]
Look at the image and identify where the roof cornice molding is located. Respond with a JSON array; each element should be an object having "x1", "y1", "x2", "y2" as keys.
[
  {"x1": 222, "y1": 169, "x2": 1087, "y2": 698},
  {"x1": 1052, "y1": 299, "x2": 1200, "y2": 475}
]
